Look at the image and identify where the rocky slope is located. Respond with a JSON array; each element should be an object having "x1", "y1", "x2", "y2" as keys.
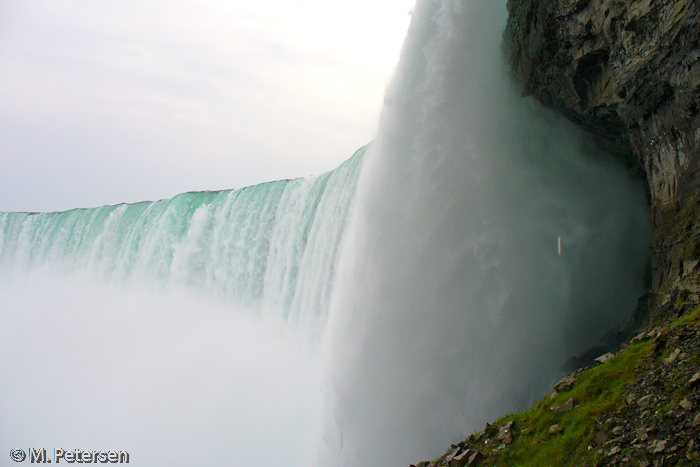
[
  {"x1": 409, "y1": 313, "x2": 700, "y2": 466},
  {"x1": 409, "y1": 0, "x2": 700, "y2": 465}
]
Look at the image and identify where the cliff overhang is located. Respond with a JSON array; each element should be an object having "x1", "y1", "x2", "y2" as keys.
[{"x1": 503, "y1": 0, "x2": 700, "y2": 326}]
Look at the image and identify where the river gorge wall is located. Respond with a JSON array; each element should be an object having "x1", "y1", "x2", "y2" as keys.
[{"x1": 504, "y1": 0, "x2": 700, "y2": 327}]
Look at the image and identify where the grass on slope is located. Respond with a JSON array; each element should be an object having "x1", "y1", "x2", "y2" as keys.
[{"x1": 481, "y1": 340, "x2": 654, "y2": 467}]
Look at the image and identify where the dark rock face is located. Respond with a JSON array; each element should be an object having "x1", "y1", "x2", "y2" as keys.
[{"x1": 504, "y1": 0, "x2": 700, "y2": 325}]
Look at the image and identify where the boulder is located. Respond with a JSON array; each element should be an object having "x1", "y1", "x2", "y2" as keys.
[
  {"x1": 595, "y1": 353, "x2": 615, "y2": 364},
  {"x1": 595, "y1": 430, "x2": 610, "y2": 445},
  {"x1": 554, "y1": 373, "x2": 577, "y2": 392},
  {"x1": 497, "y1": 421, "x2": 514, "y2": 445},
  {"x1": 551, "y1": 398, "x2": 574, "y2": 413}
]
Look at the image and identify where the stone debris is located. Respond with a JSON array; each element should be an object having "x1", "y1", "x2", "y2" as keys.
[
  {"x1": 444, "y1": 447, "x2": 460, "y2": 462},
  {"x1": 652, "y1": 440, "x2": 668, "y2": 454},
  {"x1": 594, "y1": 430, "x2": 609, "y2": 445},
  {"x1": 550, "y1": 397, "x2": 574, "y2": 413},
  {"x1": 595, "y1": 352, "x2": 615, "y2": 364},
  {"x1": 637, "y1": 394, "x2": 654, "y2": 408},
  {"x1": 632, "y1": 332, "x2": 647, "y2": 343},
  {"x1": 663, "y1": 348, "x2": 681, "y2": 365},
  {"x1": 679, "y1": 397, "x2": 693, "y2": 410},
  {"x1": 687, "y1": 371, "x2": 700, "y2": 387},
  {"x1": 554, "y1": 373, "x2": 577, "y2": 392},
  {"x1": 408, "y1": 322, "x2": 700, "y2": 467},
  {"x1": 497, "y1": 421, "x2": 514, "y2": 445},
  {"x1": 451, "y1": 449, "x2": 471, "y2": 466},
  {"x1": 637, "y1": 427, "x2": 649, "y2": 442}
]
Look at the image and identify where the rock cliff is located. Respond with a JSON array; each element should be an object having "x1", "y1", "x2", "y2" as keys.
[{"x1": 504, "y1": 0, "x2": 700, "y2": 326}]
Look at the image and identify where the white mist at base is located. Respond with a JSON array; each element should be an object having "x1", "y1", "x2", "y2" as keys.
[
  {"x1": 318, "y1": 0, "x2": 651, "y2": 466},
  {"x1": 0, "y1": 146, "x2": 364, "y2": 467},
  {"x1": 0, "y1": 271, "x2": 321, "y2": 466}
]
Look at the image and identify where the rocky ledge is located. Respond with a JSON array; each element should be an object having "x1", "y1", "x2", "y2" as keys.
[{"x1": 409, "y1": 309, "x2": 700, "y2": 466}]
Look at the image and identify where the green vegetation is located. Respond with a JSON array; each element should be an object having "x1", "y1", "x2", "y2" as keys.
[
  {"x1": 425, "y1": 305, "x2": 700, "y2": 467},
  {"x1": 672, "y1": 303, "x2": 700, "y2": 326},
  {"x1": 469, "y1": 340, "x2": 655, "y2": 467}
]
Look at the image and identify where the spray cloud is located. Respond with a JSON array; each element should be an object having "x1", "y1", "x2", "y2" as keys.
[{"x1": 318, "y1": 0, "x2": 650, "y2": 465}]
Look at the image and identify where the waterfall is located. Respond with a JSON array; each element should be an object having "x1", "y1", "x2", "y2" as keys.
[
  {"x1": 0, "y1": 1, "x2": 652, "y2": 466},
  {"x1": 0, "y1": 146, "x2": 364, "y2": 338},
  {"x1": 0, "y1": 147, "x2": 364, "y2": 466}
]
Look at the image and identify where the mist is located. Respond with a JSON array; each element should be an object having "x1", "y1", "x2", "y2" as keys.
[
  {"x1": 0, "y1": 152, "x2": 363, "y2": 466},
  {"x1": 0, "y1": 271, "x2": 321, "y2": 466},
  {"x1": 318, "y1": 0, "x2": 650, "y2": 465}
]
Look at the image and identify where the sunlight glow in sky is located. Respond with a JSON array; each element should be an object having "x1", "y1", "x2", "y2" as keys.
[{"x1": 0, "y1": 0, "x2": 414, "y2": 212}]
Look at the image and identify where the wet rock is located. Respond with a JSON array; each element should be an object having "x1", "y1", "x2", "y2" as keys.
[
  {"x1": 504, "y1": 0, "x2": 700, "y2": 329},
  {"x1": 467, "y1": 451, "x2": 481, "y2": 465},
  {"x1": 608, "y1": 446, "x2": 621, "y2": 456}
]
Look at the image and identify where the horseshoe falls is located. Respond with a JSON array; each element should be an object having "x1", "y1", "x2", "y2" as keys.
[
  {"x1": 0, "y1": 1, "x2": 651, "y2": 467},
  {"x1": 0, "y1": 148, "x2": 364, "y2": 338},
  {"x1": 0, "y1": 149, "x2": 365, "y2": 466}
]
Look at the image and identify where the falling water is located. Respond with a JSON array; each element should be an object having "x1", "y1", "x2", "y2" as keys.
[
  {"x1": 317, "y1": 0, "x2": 650, "y2": 466},
  {"x1": 0, "y1": 149, "x2": 364, "y2": 466},
  {"x1": 0, "y1": 1, "x2": 651, "y2": 467}
]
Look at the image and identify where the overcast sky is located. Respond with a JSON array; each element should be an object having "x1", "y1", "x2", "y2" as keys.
[{"x1": 0, "y1": 0, "x2": 414, "y2": 212}]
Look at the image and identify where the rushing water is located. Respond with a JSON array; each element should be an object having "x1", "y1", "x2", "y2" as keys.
[
  {"x1": 0, "y1": 148, "x2": 364, "y2": 466},
  {"x1": 0, "y1": 147, "x2": 364, "y2": 339},
  {"x1": 0, "y1": 1, "x2": 651, "y2": 466}
]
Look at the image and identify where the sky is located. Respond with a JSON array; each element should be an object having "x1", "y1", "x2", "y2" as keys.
[{"x1": 0, "y1": 0, "x2": 415, "y2": 212}]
